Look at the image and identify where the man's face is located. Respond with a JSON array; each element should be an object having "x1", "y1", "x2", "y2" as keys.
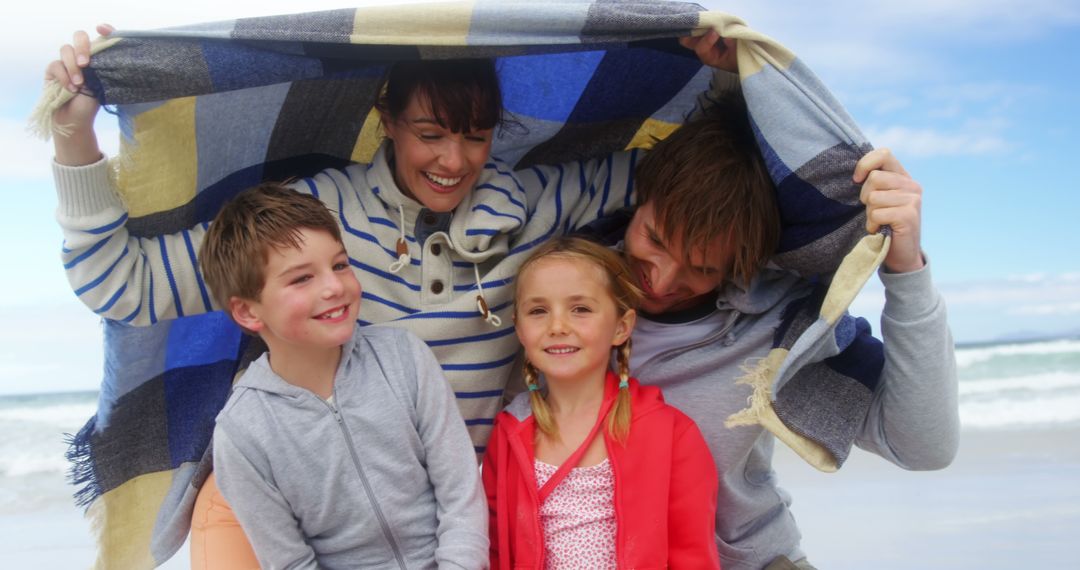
[{"x1": 623, "y1": 201, "x2": 733, "y2": 315}]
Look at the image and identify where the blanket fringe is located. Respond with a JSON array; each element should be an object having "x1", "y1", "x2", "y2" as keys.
[
  {"x1": 725, "y1": 348, "x2": 840, "y2": 473},
  {"x1": 64, "y1": 414, "x2": 102, "y2": 510},
  {"x1": 26, "y1": 35, "x2": 122, "y2": 141},
  {"x1": 725, "y1": 349, "x2": 786, "y2": 427}
]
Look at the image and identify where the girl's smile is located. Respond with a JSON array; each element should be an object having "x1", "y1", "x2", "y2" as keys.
[{"x1": 514, "y1": 257, "x2": 633, "y2": 386}]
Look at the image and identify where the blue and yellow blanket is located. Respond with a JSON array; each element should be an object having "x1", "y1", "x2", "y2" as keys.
[{"x1": 33, "y1": 1, "x2": 887, "y2": 567}]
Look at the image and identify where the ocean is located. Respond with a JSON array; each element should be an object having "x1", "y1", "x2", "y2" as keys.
[
  {"x1": 2, "y1": 337, "x2": 1078, "y2": 566},
  {"x1": 954, "y1": 337, "x2": 1080, "y2": 429}
]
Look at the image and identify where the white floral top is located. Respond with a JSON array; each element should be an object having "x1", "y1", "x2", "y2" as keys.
[{"x1": 534, "y1": 458, "x2": 617, "y2": 570}]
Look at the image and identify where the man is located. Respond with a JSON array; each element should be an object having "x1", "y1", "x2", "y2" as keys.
[{"x1": 579, "y1": 93, "x2": 958, "y2": 570}]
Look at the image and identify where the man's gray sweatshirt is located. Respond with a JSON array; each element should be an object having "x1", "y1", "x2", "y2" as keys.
[{"x1": 631, "y1": 264, "x2": 958, "y2": 570}]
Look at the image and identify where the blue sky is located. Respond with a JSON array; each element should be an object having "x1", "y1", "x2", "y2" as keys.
[{"x1": 2, "y1": 0, "x2": 1078, "y2": 395}]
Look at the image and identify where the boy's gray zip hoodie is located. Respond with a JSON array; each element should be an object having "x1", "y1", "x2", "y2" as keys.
[
  {"x1": 213, "y1": 325, "x2": 487, "y2": 570},
  {"x1": 632, "y1": 264, "x2": 958, "y2": 570}
]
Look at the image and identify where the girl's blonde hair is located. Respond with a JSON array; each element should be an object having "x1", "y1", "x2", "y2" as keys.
[{"x1": 515, "y1": 237, "x2": 643, "y2": 443}]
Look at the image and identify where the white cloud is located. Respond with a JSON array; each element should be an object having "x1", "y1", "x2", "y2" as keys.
[
  {"x1": 0, "y1": 117, "x2": 55, "y2": 181},
  {"x1": 0, "y1": 303, "x2": 103, "y2": 395},
  {"x1": 854, "y1": 78, "x2": 1034, "y2": 158},
  {"x1": 872, "y1": 94, "x2": 913, "y2": 115},
  {"x1": 705, "y1": 0, "x2": 1080, "y2": 89},
  {"x1": 937, "y1": 272, "x2": 1080, "y2": 342},
  {"x1": 847, "y1": 0, "x2": 1080, "y2": 35},
  {"x1": 4, "y1": 1, "x2": 438, "y2": 110},
  {"x1": 863, "y1": 125, "x2": 1010, "y2": 158},
  {"x1": 941, "y1": 273, "x2": 1080, "y2": 305},
  {"x1": 1009, "y1": 302, "x2": 1080, "y2": 316},
  {"x1": 712, "y1": 0, "x2": 1080, "y2": 44},
  {"x1": 3, "y1": 105, "x2": 124, "y2": 185},
  {"x1": 1008, "y1": 272, "x2": 1048, "y2": 283}
]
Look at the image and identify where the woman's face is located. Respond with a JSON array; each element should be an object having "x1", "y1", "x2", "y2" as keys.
[{"x1": 382, "y1": 94, "x2": 494, "y2": 213}]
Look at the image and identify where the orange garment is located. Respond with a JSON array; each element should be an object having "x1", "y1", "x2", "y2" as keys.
[{"x1": 190, "y1": 472, "x2": 259, "y2": 570}]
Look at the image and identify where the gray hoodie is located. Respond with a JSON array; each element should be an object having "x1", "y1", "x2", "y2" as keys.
[
  {"x1": 213, "y1": 325, "x2": 487, "y2": 570},
  {"x1": 632, "y1": 264, "x2": 958, "y2": 569}
]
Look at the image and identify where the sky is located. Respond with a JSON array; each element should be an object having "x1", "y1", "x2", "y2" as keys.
[{"x1": 2, "y1": 0, "x2": 1078, "y2": 395}]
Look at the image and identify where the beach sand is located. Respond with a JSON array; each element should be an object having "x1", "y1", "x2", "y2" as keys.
[
  {"x1": 774, "y1": 426, "x2": 1080, "y2": 568},
  {"x1": 4, "y1": 426, "x2": 1076, "y2": 568}
]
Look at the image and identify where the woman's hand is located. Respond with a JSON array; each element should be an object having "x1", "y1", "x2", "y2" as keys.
[{"x1": 46, "y1": 24, "x2": 113, "y2": 166}]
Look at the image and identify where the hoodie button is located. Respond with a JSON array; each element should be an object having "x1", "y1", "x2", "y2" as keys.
[
  {"x1": 431, "y1": 280, "x2": 444, "y2": 294},
  {"x1": 430, "y1": 243, "x2": 442, "y2": 256}
]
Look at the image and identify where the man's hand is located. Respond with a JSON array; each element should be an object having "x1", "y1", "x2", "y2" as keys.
[
  {"x1": 854, "y1": 148, "x2": 925, "y2": 273},
  {"x1": 680, "y1": 30, "x2": 738, "y2": 73}
]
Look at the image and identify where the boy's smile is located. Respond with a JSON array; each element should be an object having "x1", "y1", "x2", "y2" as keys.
[{"x1": 236, "y1": 228, "x2": 361, "y2": 362}]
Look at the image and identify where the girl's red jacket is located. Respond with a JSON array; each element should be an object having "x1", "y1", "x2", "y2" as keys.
[{"x1": 482, "y1": 372, "x2": 721, "y2": 569}]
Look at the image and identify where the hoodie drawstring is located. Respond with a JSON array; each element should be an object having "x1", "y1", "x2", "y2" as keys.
[
  {"x1": 387, "y1": 204, "x2": 409, "y2": 273},
  {"x1": 474, "y1": 264, "x2": 502, "y2": 327},
  {"x1": 385, "y1": 204, "x2": 499, "y2": 328}
]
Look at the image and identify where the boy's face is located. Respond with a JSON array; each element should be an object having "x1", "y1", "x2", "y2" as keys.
[
  {"x1": 232, "y1": 228, "x2": 360, "y2": 357},
  {"x1": 623, "y1": 201, "x2": 732, "y2": 315}
]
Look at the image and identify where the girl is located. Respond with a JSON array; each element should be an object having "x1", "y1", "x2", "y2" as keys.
[{"x1": 483, "y1": 237, "x2": 721, "y2": 569}]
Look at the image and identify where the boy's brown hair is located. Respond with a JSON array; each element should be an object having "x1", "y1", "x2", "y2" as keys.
[
  {"x1": 634, "y1": 93, "x2": 780, "y2": 284},
  {"x1": 198, "y1": 183, "x2": 343, "y2": 311}
]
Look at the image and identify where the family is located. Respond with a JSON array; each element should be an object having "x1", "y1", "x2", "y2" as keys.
[{"x1": 46, "y1": 21, "x2": 958, "y2": 570}]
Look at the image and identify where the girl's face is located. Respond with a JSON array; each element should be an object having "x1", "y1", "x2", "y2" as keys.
[
  {"x1": 382, "y1": 93, "x2": 494, "y2": 213},
  {"x1": 515, "y1": 256, "x2": 635, "y2": 385}
]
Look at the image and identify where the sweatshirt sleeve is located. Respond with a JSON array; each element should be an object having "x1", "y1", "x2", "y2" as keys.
[
  {"x1": 855, "y1": 259, "x2": 960, "y2": 470},
  {"x1": 667, "y1": 415, "x2": 721, "y2": 569},
  {"x1": 404, "y1": 331, "x2": 489, "y2": 569},
  {"x1": 53, "y1": 156, "x2": 218, "y2": 324},
  {"x1": 516, "y1": 148, "x2": 641, "y2": 237},
  {"x1": 212, "y1": 423, "x2": 319, "y2": 570},
  {"x1": 52, "y1": 157, "x2": 335, "y2": 326}
]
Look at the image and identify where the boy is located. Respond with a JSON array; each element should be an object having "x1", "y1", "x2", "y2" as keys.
[{"x1": 198, "y1": 183, "x2": 487, "y2": 569}]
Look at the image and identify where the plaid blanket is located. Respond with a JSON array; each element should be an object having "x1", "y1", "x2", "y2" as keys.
[{"x1": 33, "y1": 1, "x2": 887, "y2": 567}]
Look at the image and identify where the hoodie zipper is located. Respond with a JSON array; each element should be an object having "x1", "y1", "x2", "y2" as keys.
[
  {"x1": 324, "y1": 399, "x2": 407, "y2": 570},
  {"x1": 635, "y1": 308, "x2": 743, "y2": 378}
]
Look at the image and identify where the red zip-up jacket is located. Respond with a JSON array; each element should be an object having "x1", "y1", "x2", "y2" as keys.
[{"x1": 482, "y1": 372, "x2": 721, "y2": 569}]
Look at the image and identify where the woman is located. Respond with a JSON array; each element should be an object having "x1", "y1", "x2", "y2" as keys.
[{"x1": 47, "y1": 24, "x2": 736, "y2": 567}]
